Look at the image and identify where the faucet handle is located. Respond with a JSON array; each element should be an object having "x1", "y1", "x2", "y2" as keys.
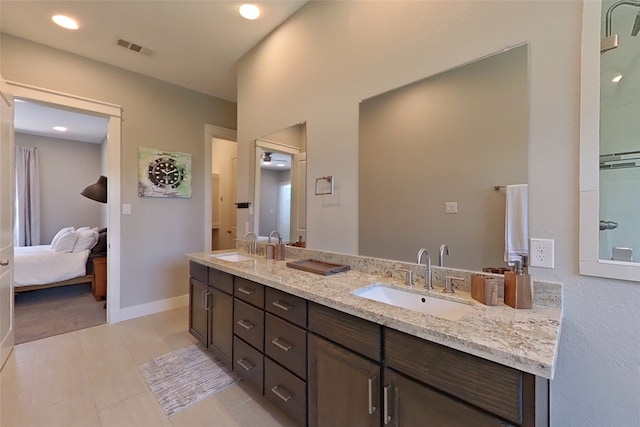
[
  {"x1": 400, "y1": 269, "x2": 414, "y2": 287},
  {"x1": 444, "y1": 276, "x2": 464, "y2": 293}
]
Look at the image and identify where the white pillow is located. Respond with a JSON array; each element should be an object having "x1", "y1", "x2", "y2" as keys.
[
  {"x1": 51, "y1": 227, "x2": 74, "y2": 247},
  {"x1": 73, "y1": 229, "x2": 99, "y2": 252},
  {"x1": 52, "y1": 230, "x2": 78, "y2": 253},
  {"x1": 76, "y1": 226, "x2": 90, "y2": 233}
]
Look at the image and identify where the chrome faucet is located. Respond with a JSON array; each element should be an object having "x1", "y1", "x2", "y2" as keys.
[
  {"x1": 268, "y1": 230, "x2": 281, "y2": 244},
  {"x1": 438, "y1": 244, "x2": 450, "y2": 267},
  {"x1": 242, "y1": 232, "x2": 257, "y2": 254},
  {"x1": 416, "y1": 248, "x2": 433, "y2": 290}
]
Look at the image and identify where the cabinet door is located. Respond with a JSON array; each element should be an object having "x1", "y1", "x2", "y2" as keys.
[
  {"x1": 383, "y1": 369, "x2": 513, "y2": 427},
  {"x1": 209, "y1": 287, "x2": 233, "y2": 367},
  {"x1": 308, "y1": 334, "x2": 380, "y2": 427},
  {"x1": 189, "y1": 278, "x2": 208, "y2": 345}
]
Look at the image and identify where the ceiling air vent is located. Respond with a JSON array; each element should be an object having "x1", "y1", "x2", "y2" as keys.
[{"x1": 115, "y1": 38, "x2": 155, "y2": 57}]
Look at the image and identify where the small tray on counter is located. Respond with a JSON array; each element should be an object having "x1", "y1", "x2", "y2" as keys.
[{"x1": 286, "y1": 259, "x2": 350, "y2": 276}]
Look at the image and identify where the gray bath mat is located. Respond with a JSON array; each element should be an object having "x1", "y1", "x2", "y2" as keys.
[{"x1": 139, "y1": 344, "x2": 239, "y2": 416}]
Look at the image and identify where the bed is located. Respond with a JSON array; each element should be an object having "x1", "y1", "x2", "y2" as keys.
[{"x1": 14, "y1": 227, "x2": 106, "y2": 293}]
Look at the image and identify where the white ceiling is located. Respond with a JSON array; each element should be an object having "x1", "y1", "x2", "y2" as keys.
[
  {"x1": 14, "y1": 100, "x2": 109, "y2": 144},
  {"x1": 0, "y1": 1, "x2": 306, "y2": 102},
  {"x1": 2, "y1": 0, "x2": 306, "y2": 142}
]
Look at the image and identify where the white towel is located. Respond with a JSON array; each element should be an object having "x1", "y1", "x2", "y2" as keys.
[{"x1": 504, "y1": 184, "x2": 529, "y2": 263}]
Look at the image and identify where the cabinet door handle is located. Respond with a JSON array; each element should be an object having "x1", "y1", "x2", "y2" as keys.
[
  {"x1": 237, "y1": 319, "x2": 254, "y2": 330},
  {"x1": 271, "y1": 385, "x2": 293, "y2": 402},
  {"x1": 272, "y1": 300, "x2": 292, "y2": 311},
  {"x1": 205, "y1": 292, "x2": 212, "y2": 310},
  {"x1": 383, "y1": 384, "x2": 392, "y2": 425},
  {"x1": 236, "y1": 358, "x2": 254, "y2": 372},
  {"x1": 0, "y1": 260, "x2": 9, "y2": 266},
  {"x1": 368, "y1": 376, "x2": 377, "y2": 415},
  {"x1": 237, "y1": 287, "x2": 254, "y2": 295},
  {"x1": 271, "y1": 337, "x2": 293, "y2": 352}
]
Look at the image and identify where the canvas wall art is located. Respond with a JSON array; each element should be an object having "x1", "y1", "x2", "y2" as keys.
[{"x1": 138, "y1": 147, "x2": 192, "y2": 198}]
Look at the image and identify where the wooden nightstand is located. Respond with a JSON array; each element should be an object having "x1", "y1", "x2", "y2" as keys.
[{"x1": 92, "y1": 256, "x2": 107, "y2": 301}]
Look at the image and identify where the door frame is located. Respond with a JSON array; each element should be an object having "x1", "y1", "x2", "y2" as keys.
[
  {"x1": 203, "y1": 124, "x2": 237, "y2": 252},
  {"x1": 6, "y1": 81, "x2": 122, "y2": 323}
]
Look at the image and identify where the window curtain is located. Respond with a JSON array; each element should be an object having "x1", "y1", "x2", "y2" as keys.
[{"x1": 14, "y1": 146, "x2": 41, "y2": 246}]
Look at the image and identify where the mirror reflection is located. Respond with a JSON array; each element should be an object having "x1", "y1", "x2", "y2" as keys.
[
  {"x1": 253, "y1": 123, "x2": 307, "y2": 244},
  {"x1": 599, "y1": 0, "x2": 640, "y2": 263},
  {"x1": 358, "y1": 44, "x2": 529, "y2": 271}
]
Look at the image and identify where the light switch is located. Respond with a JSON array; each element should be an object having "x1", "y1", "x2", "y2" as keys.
[
  {"x1": 122, "y1": 204, "x2": 132, "y2": 215},
  {"x1": 445, "y1": 202, "x2": 458, "y2": 214}
]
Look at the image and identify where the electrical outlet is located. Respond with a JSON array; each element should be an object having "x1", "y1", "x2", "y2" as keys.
[
  {"x1": 530, "y1": 238, "x2": 555, "y2": 268},
  {"x1": 445, "y1": 202, "x2": 458, "y2": 214}
]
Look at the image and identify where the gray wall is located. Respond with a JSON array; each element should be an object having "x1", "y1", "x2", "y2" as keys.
[
  {"x1": 359, "y1": 45, "x2": 528, "y2": 269},
  {"x1": 236, "y1": 1, "x2": 639, "y2": 425},
  {"x1": 15, "y1": 133, "x2": 104, "y2": 243},
  {"x1": 1, "y1": 34, "x2": 236, "y2": 309}
]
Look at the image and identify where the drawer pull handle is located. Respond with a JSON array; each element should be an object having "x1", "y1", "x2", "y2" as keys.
[
  {"x1": 237, "y1": 287, "x2": 254, "y2": 295},
  {"x1": 383, "y1": 384, "x2": 392, "y2": 425},
  {"x1": 368, "y1": 376, "x2": 377, "y2": 415},
  {"x1": 271, "y1": 338, "x2": 293, "y2": 352},
  {"x1": 237, "y1": 319, "x2": 254, "y2": 330},
  {"x1": 271, "y1": 385, "x2": 292, "y2": 402},
  {"x1": 0, "y1": 260, "x2": 9, "y2": 266},
  {"x1": 272, "y1": 300, "x2": 292, "y2": 311},
  {"x1": 236, "y1": 358, "x2": 254, "y2": 372}
]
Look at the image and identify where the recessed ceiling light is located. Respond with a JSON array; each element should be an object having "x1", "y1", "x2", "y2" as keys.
[
  {"x1": 239, "y1": 4, "x2": 260, "y2": 20},
  {"x1": 612, "y1": 74, "x2": 623, "y2": 83},
  {"x1": 53, "y1": 126, "x2": 68, "y2": 132},
  {"x1": 52, "y1": 15, "x2": 79, "y2": 30}
]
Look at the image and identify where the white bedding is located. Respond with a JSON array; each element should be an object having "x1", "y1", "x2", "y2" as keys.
[{"x1": 14, "y1": 245, "x2": 90, "y2": 287}]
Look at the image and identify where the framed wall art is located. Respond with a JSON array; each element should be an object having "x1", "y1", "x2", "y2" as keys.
[{"x1": 138, "y1": 147, "x2": 192, "y2": 198}]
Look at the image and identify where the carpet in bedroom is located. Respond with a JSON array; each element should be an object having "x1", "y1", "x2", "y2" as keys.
[{"x1": 14, "y1": 283, "x2": 106, "y2": 344}]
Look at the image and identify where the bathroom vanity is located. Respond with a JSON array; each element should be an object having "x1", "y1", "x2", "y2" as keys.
[{"x1": 187, "y1": 248, "x2": 561, "y2": 427}]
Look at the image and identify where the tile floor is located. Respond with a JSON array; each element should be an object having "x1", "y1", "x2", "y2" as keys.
[{"x1": 0, "y1": 307, "x2": 297, "y2": 427}]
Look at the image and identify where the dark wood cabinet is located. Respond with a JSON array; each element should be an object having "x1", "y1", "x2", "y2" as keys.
[
  {"x1": 308, "y1": 334, "x2": 381, "y2": 427},
  {"x1": 189, "y1": 262, "x2": 547, "y2": 427},
  {"x1": 189, "y1": 263, "x2": 234, "y2": 368},
  {"x1": 189, "y1": 277, "x2": 209, "y2": 345},
  {"x1": 208, "y1": 287, "x2": 233, "y2": 367},
  {"x1": 383, "y1": 368, "x2": 512, "y2": 427}
]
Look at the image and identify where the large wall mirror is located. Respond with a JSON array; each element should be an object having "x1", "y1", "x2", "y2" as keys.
[
  {"x1": 359, "y1": 44, "x2": 529, "y2": 271},
  {"x1": 580, "y1": 0, "x2": 640, "y2": 281},
  {"x1": 253, "y1": 123, "x2": 307, "y2": 243}
]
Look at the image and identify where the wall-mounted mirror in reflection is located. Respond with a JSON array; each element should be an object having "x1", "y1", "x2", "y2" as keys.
[
  {"x1": 599, "y1": 0, "x2": 640, "y2": 263},
  {"x1": 359, "y1": 44, "x2": 529, "y2": 271},
  {"x1": 253, "y1": 123, "x2": 307, "y2": 244}
]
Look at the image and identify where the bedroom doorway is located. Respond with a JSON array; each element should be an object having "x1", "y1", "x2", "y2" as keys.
[
  {"x1": 12, "y1": 100, "x2": 110, "y2": 343},
  {"x1": 6, "y1": 81, "x2": 122, "y2": 331}
]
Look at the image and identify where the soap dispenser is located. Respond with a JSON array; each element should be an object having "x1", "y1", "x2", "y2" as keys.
[
  {"x1": 503, "y1": 257, "x2": 533, "y2": 309},
  {"x1": 275, "y1": 237, "x2": 286, "y2": 261}
]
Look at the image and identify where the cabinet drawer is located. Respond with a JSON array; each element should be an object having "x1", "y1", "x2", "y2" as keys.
[
  {"x1": 308, "y1": 302, "x2": 381, "y2": 362},
  {"x1": 234, "y1": 277, "x2": 264, "y2": 308},
  {"x1": 233, "y1": 336, "x2": 264, "y2": 394},
  {"x1": 265, "y1": 288, "x2": 307, "y2": 328},
  {"x1": 265, "y1": 357, "x2": 307, "y2": 427},
  {"x1": 190, "y1": 261, "x2": 208, "y2": 283},
  {"x1": 233, "y1": 299, "x2": 264, "y2": 351},
  {"x1": 265, "y1": 313, "x2": 307, "y2": 380},
  {"x1": 385, "y1": 328, "x2": 530, "y2": 425},
  {"x1": 209, "y1": 268, "x2": 233, "y2": 294}
]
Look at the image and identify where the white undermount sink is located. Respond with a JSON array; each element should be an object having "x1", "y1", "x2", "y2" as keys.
[
  {"x1": 210, "y1": 252, "x2": 253, "y2": 262},
  {"x1": 352, "y1": 283, "x2": 472, "y2": 321}
]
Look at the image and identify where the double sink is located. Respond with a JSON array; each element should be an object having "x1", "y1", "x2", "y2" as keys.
[{"x1": 210, "y1": 252, "x2": 471, "y2": 321}]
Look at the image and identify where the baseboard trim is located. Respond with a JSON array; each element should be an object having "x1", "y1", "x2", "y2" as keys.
[{"x1": 110, "y1": 294, "x2": 189, "y2": 323}]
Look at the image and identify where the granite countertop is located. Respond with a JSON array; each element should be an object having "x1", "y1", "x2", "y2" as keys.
[{"x1": 187, "y1": 250, "x2": 562, "y2": 379}]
